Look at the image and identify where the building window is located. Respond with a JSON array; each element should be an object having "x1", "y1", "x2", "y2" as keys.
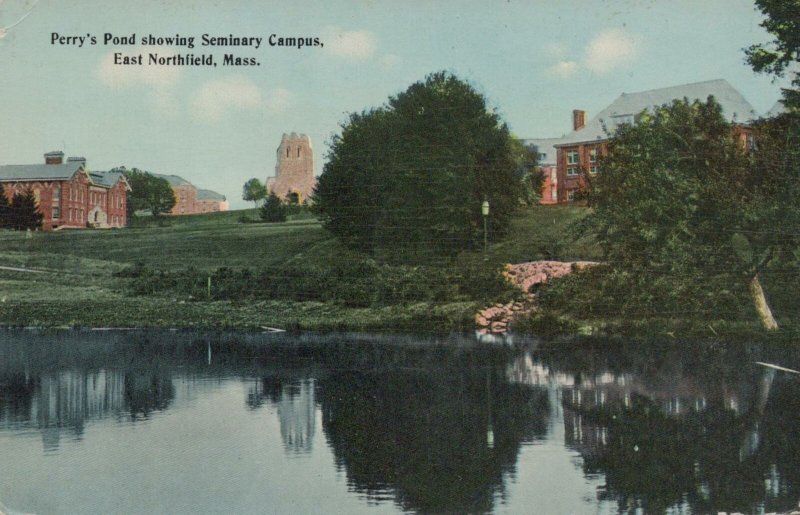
[
  {"x1": 286, "y1": 147, "x2": 290, "y2": 158},
  {"x1": 567, "y1": 166, "x2": 579, "y2": 177},
  {"x1": 566, "y1": 151, "x2": 579, "y2": 165},
  {"x1": 53, "y1": 186, "x2": 61, "y2": 201},
  {"x1": 538, "y1": 152, "x2": 547, "y2": 161},
  {"x1": 297, "y1": 148, "x2": 301, "y2": 158},
  {"x1": 551, "y1": 189, "x2": 557, "y2": 201},
  {"x1": 52, "y1": 207, "x2": 60, "y2": 219},
  {"x1": 589, "y1": 149, "x2": 597, "y2": 163},
  {"x1": 590, "y1": 165, "x2": 598, "y2": 175}
]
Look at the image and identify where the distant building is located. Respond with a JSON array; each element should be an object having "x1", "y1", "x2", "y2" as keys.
[
  {"x1": 552, "y1": 79, "x2": 759, "y2": 203},
  {"x1": 267, "y1": 132, "x2": 316, "y2": 204},
  {"x1": 196, "y1": 189, "x2": 229, "y2": 213},
  {"x1": 151, "y1": 173, "x2": 228, "y2": 215},
  {"x1": 0, "y1": 151, "x2": 130, "y2": 230},
  {"x1": 521, "y1": 138, "x2": 561, "y2": 205}
]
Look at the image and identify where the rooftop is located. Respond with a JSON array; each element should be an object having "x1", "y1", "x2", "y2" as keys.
[
  {"x1": 0, "y1": 162, "x2": 83, "y2": 182},
  {"x1": 556, "y1": 79, "x2": 759, "y2": 146},
  {"x1": 197, "y1": 188, "x2": 226, "y2": 201}
]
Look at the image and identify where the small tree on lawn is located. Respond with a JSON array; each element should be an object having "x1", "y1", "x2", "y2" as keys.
[
  {"x1": 260, "y1": 192, "x2": 287, "y2": 223},
  {"x1": 10, "y1": 188, "x2": 43, "y2": 231},
  {"x1": 242, "y1": 178, "x2": 267, "y2": 209}
]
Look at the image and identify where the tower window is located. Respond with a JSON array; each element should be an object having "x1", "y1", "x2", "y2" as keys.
[
  {"x1": 286, "y1": 147, "x2": 290, "y2": 158},
  {"x1": 297, "y1": 148, "x2": 301, "y2": 158}
]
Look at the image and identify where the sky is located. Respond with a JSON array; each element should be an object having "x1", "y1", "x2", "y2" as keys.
[{"x1": 0, "y1": 0, "x2": 790, "y2": 209}]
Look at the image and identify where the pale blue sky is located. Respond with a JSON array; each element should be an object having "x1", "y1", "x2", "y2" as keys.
[{"x1": 0, "y1": 0, "x2": 788, "y2": 208}]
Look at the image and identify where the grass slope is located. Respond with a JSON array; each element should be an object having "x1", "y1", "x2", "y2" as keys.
[{"x1": 0, "y1": 206, "x2": 587, "y2": 331}]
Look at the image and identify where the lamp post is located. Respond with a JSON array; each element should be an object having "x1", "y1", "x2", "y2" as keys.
[{"x1": 482, "y1": 199, "x2": 490, "y2": 260}]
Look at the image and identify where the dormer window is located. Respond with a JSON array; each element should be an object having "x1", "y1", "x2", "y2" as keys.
[{"x1": 611, "y1": 114, "x2": 635, "y2": 128}]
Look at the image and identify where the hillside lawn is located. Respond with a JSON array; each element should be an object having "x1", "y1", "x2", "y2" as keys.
[{"x1": 0, "y1": 206, "x2": 595, "y2": 331}]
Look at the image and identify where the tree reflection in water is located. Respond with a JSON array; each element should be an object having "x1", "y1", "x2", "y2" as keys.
[
  {"x1": 316, "y1": 353, "x2": 549, "y2": 513},
  {"x1": 528, "y1": 340, "x2": 800, "y2": 514}
]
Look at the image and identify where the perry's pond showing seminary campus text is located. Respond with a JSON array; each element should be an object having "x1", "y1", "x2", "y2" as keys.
[{"x1": 2, "y1": 0, "x2": 800, "y2": 513}]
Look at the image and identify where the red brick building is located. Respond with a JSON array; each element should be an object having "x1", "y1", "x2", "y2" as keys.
[
  {"x1": 0, "y1": 151, "x2": 130, "y2": 230},
  {"x1": 552, "y1": 79, "x2": 759, "y2": 203},
  {"x1": 152, "y1": 174, "x2": 228, "y2": 215}
]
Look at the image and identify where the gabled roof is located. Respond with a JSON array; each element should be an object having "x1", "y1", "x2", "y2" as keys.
[
  {"x1": 196, "y1": 189, "x2": 225, "y2": 201},
  {"x1": 0, "y1": 162, "x2": 83, "y2": 181},
  {"x1": 556, "y1": 79, "x2": 759, "y2": 147},
  {"x1": 520, "y1": 138, "x2": 563, "y2": 166},
  {"x1": 90, "y1": 170, "x2": 130, "y2": 190},
  {"x1": 766, "y1": 99, "x2": 786, "y2": 118}
]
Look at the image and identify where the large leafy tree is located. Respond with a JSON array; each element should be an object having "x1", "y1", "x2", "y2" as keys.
[
  {"x1": 313, "y1": 72, "x2": 535, "y2": 259},
  {"x1": 586, "y1": 97, "x2": 797, "y2": 329},
  {"x1": 242, "y1": 178, "x2": 266, "y2": 208},
  {"x1": 9, "y1": 187, "x2": 43, "y2": 231},
  {"x1": 745, "y1": 0, "x2": 800, "y2": 110},
  {"x1": 120, "y1": 168, "x2": 177, "y2": 218}
]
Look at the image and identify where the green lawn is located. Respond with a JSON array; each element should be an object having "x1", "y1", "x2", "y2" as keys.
[{"x1": 0, "y1": 205, "x2": 596, "y2": 331}]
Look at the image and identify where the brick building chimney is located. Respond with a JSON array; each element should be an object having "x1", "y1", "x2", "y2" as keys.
[
  {"x1": 67, "y1": 156, "x2": 87, "y2": 167},
  {"x1": 44, "y1": 151, "x2": 64, "y2": 165},
  {"x1": 572, "y1": 110, "x2": 586, "y2": 131}
]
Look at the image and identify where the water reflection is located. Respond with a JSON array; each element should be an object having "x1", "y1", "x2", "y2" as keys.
[
  {"x1": 510, "y1": 342, "x2": 800, "y2": 514},
  {"x1": 248, "y1": 377, "x2": 316, "y2": 453},
  {"x1": 0, "y1": 330, "x2": 798, "y2": 514}
]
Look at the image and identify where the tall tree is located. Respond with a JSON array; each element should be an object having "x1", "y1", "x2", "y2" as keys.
[
  {"x1": 585, "y1": 97, "x2": 796, "y2": 329},
  {"x1": 10, "y1": 187, "x2": 43, "y2": 231},
  {"x1": 745, "y1": 0, "x2": 800, "y2": 110},
  {"x1": 313, "y1": 72, "x2": 535, "y2": 259},
  {"x1": 242, "y1": 178, "x2": 267, "y2": 208}
]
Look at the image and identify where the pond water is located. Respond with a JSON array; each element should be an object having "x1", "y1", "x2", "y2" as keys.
[{"x1": 0, "y1": 329, "x2": 798, "y2": 514}]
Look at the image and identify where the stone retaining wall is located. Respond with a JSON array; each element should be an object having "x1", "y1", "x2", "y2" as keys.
[{"x1": 476, "y1": 260, "x2": 597, "y2": 335}]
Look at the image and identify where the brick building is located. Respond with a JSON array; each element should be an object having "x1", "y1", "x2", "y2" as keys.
[
  {"x1": 521, "y1": 138, "x2": 561, "y2": 205},
  {"x1": 267, "y1": 133, "x2": 316, "y2": 204},
  {"x1": 552, "y1": 79, "x2": 759, "y2": 203},
  {"x1": 152, "y1": 174, "x2": 228, "y2": 215},
  {"x1": 196, "y1": 189, "x2": 229, "y2": 213},
  {"x1": 0, "y1": 151, "x2": 130, "y2": 230}
]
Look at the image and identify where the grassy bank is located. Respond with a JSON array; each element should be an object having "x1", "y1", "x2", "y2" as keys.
[{"x1": 1, "y1": 206, "x2": 587, "y2": 331}]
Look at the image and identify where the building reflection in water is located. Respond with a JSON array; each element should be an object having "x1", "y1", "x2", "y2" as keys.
[
  {"x1": 0, "y1": 368, "x2": 174, "y2": 452},
  {"x1": 247, "y1": 376, "x2": 316, "y2": 454},
  {"x1": 507, "y1": 347, "x2": 800, "y2": 514}
]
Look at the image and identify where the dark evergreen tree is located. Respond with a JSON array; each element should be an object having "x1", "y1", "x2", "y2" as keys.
[
  {"x1": 10, "y1": 188, "x2": 43, "y2": 231},
  {"x1": 260, "y1": 192, "x2": 287, "y2": 223},
  {"x1": 0, "y1": 183, "x2": 11, "y2": 229}
]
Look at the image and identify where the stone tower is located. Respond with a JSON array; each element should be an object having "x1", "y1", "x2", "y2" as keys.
[{"x1": 266, "y1": 133, "x2": 315, "y2": 204}]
